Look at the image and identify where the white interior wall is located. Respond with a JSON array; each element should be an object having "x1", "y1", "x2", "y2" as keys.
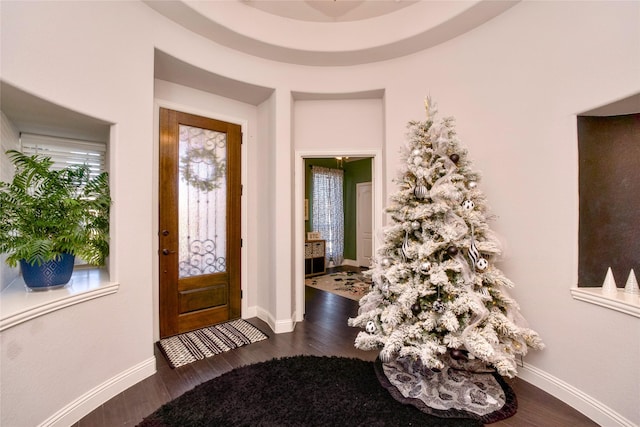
[
  {"x1": 0, "y1": 2, "x2": 157, "y2": 426},
  {"x1": 255, "y1": 98, "x2": 276, "y2": 324},
  {"x1": 293, "y1": 99, "x2": 384, "y2": 152},
  {"x1": 0, "y1": 1, "x2": 638, "y2": 426},
  {"x1": 270, "y1": 90, "x2": 295, "y2": 330}
]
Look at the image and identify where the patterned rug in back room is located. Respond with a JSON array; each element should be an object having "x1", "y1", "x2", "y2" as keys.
[{"x1": 305, "y1": 270, "x2": 372, "y2": 301}]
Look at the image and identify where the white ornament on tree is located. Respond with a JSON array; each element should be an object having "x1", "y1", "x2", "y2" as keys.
[
  {"x1": 468, "y1": 225, "x2": 479, "y2": 267},
  {"x1": 461, "y1": 200, "x2": 475, "y2": 211},
  {"x1": 380, "y1": 257, "x2": 393, "y2": 268},
  {"x1": 382, "y1": 282, "x2": 390, "y2": 296},
  {"x1": 601, "y1": 267, "x2": 618, "y2": 294},
  {"x1": 419, "y1": 261, "x2": 432, "y2": 274},
  {"x1": 366, "y1": 321, "x2": 377, "y2": 334},
  {"x1": 432, "y1": 300, "x2": 446, "y2": 313},
  {"x1": 624, "y1": 269, "x2": 639, "y2": 295},
  {"x1": 402, "y1": 232, "x2": 410, "y2": 260},
  {"x1": 476, "y1": 258, "x2": 488, "y2": 271}
]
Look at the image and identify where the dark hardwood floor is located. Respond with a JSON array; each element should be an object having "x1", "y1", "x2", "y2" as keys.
[{"x1": 74, "y1": 283, "x2": 598, "y2": 426}]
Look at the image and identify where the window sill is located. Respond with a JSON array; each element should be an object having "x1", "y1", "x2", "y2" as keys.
[
  {"x1": 570, "y1": 287, "x2": 640, "y2": 318},
  {"x1": 0, "y1": 268, "x2": 119, "y2": 331}
]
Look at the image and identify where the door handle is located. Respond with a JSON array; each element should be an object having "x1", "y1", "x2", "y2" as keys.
[{"x1": 162, "y1": 249, "x2": 176, "y2": 255}]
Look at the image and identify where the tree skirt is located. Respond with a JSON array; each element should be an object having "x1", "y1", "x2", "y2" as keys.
[
  {"x1": 375, "y1": 354, "x2": 517, "y2": 424},
  {"x1": 305, "y1": 271, "x2": 371, "y2": 300}
]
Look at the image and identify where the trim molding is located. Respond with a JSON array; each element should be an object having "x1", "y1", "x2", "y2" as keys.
[
  {"x1": 38, "y1": 356, "x2": 156, "y2": 427},
  {"x1": 519, "y1": 363, "x2": 636, "y2": 427},
  {"x1": 0, "y1": 269, "x2": 119, "y2": 331},
  {"x1": 256, "y1": 307, "x2": 295, "y2": 334},
  {"x1": 570, "y1": 287, "x2": 640, "y2": 318},
  {"x1": 243, "y1": 304, "x2": 258, "y2": 319}
]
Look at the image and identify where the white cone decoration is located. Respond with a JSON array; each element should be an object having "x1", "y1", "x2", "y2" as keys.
[
  {"x1": 601, "y1": 267, "x2": 618, "y2": 294},
  {"x1": 624, "y1": 269, "x2": 639, "y2": 295}
]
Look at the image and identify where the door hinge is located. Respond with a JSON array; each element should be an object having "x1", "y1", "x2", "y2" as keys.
[
  {"x1": 241, "y1": 184, "x2": 243, "y2": 196},
  {"x1": 240, "y1": 239, "x2": 243, "y2": 247},
  {"x1": 241, "y1": 290, "x2": 243, "y2": 299}
]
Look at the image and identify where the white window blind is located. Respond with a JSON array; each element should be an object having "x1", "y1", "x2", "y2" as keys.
[{"x1": 20, "y1": 133, "x2": 106, "y2": 176}]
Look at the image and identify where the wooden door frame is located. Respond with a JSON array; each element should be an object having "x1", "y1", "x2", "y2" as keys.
[
  {"x1": 153, "y1": 101, "x2": 249, "y2": 341},
  {"x1": 294, "y1": 150, "x2": 384, "y2": 321}
]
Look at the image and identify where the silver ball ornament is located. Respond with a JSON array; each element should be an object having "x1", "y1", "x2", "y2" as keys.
[
  {"x1": 380, "y1": 257, "x2": 393, "y2": 268},
  {"x1": 476, "y1": 258, "x2": 489, "y2": 271},
  {"x1": 419, "y1": 261, "x2": 432, "y2": 274},
  {"x1": 411, "y1": 221, "x2": 421, "y2": 230},
  {"x1": 414, "y1": 184, "x2": 428, "y2": 199},
  {"x1": 365, "y1": 321, "x2": 377, "y2": 334},
  {"x1": 467, "y1": 181, "x2": 478, "y2": 189},
  {"x1": 412, "y1": 148, "x2": 421, "y2": 157}
]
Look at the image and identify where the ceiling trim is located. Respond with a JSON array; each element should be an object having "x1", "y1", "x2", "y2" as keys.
[{"x1": 144, "y1": 0, "x2": 519, "y2": 66}]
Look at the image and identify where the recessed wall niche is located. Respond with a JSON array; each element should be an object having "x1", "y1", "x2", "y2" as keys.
[
  {"x1": 0, "y1": 81, "x2": 112, "y2": 291},
  {"x1": 577, "y1": 96, "x2": 640, "y2": 288}
]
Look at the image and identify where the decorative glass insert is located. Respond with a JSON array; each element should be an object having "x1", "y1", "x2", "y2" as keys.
[{"x1": 178, "y1": 125, "x2": 227, "y2": 278}]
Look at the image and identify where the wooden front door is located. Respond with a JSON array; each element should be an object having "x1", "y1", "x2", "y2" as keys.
[{"x1": 159, "y1": 108, "x2": 241, "y2": 338}]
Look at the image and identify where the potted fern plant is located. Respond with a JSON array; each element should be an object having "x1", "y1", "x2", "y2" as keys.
[{"x1": 0, "y1": 150, "x2": 111, "y2": 290}]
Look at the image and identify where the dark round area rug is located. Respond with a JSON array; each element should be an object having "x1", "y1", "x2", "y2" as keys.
[{"x1": 138, "y1": 356, "x2": 513, "y2": 426}]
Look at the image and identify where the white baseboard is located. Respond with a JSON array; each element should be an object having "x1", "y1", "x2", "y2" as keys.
[
  {"x1": 243, "y1": 304, "x2": 258, "y2": 319},
  {"x1": 341, "y1": 259, "x2": 360, "y2": 267},
  {"x1": 38, "y1": 356, "x2": 156, "y2": 427},
  {"x1": 519, "y1": 362, "x2": 636, "y2": 427},
  {"x1": 256, "y1": 306, "x2": 295, "y2": 334}
]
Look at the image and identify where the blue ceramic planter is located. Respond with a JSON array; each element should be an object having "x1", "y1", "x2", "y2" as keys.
[{"x1": 20, "y1": 253, "x2": 75, "y2": 290}]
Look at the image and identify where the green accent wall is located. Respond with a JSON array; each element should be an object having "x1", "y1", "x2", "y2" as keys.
[{"x1": 305, "y1": 157, "x2": 372, "y2": 262}]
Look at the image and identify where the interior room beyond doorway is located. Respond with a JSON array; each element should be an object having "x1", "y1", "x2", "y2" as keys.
[{"x1": 304, "y1": 157, "x2": 372, "y2": 270}]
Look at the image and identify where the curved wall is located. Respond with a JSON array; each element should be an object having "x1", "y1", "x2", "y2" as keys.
[{"x1": 1, "y1": 1, "x2": 638, "y2": 426}]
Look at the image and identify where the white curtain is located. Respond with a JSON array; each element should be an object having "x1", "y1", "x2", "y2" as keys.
[{"x1": 312, "y1": 166, "x2": 344, "y2": 266}]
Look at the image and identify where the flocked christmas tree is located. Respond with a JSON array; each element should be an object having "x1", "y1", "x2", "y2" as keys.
[{"x1": 349, "y1": 98, "x2": 544, "y2": 378}]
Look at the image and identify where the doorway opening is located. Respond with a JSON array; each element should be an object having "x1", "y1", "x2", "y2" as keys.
[{"x1": 294, "y1": 151, "x2": 384, "y2": 322}]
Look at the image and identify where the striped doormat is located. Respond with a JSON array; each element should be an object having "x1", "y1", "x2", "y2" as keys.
[{"x1": 158, "y1": 319, "x2": 268, "y2": 368}]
